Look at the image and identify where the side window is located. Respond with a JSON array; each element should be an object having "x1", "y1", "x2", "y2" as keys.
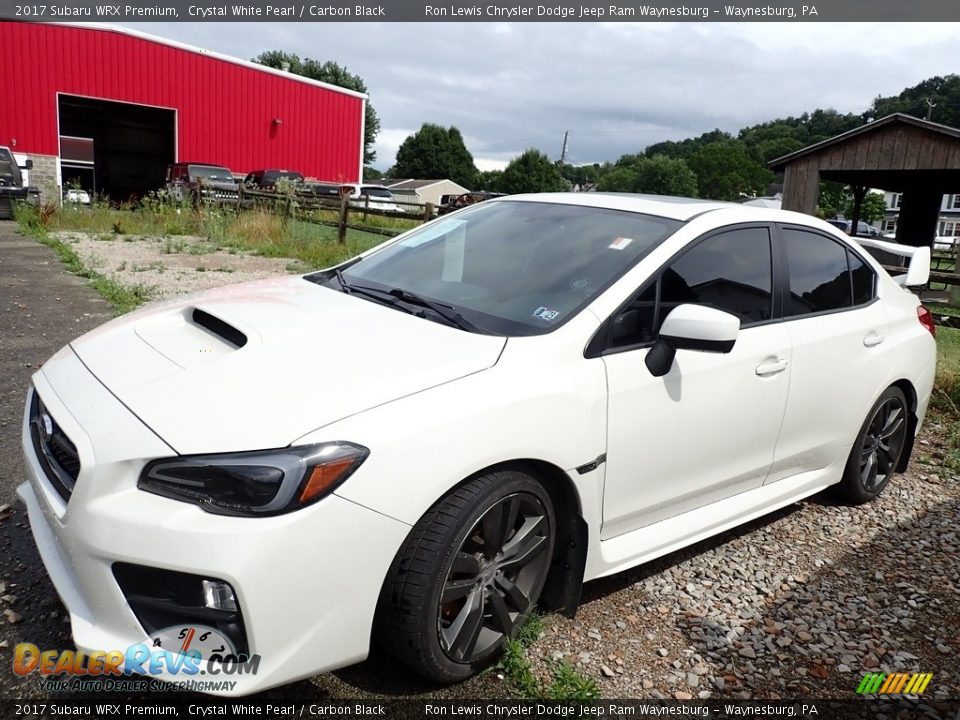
[
  {"x1": 849, "y1": 252, "x2": 876, "y2": 305},
  {"x1": 609, "y1": 226, "x2": 773, "y2": 349},
  {"x1": 783, "y1": 228, "x2": 873, "y2": 316}
]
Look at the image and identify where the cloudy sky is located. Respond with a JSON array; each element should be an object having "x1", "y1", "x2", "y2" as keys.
[{"x1": 127, "y1": 22, "x2": 959, "y2": 171}]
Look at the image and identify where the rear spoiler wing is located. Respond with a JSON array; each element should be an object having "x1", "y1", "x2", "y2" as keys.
[{"x1": 856, "y1": 238, "x2": 930, "y2": 287}]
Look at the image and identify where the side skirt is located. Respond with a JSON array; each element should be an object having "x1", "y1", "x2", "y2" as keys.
[{"x1": 586, "y1": 462, "x2": 844, "y2": 581}]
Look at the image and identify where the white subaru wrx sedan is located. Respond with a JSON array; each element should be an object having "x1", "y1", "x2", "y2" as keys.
[{"x1": 20, "y1": 194, "x2": 936, "y2": 693}]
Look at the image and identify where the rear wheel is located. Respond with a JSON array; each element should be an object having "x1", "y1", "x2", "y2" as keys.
[
  {"x1": 839, "y1": 386, "x2": 909, "y2": 504},
  {"x1": 377, "y1": 469, "x2": 555, "y2": 682}
]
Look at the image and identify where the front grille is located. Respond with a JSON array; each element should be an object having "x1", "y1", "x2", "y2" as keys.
[{"x1": 29, "y1": 391, "x2": 80, "y2": 502}]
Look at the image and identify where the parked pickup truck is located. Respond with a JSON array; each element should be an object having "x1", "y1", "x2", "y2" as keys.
[
  {"x1": 165, "y1": 162, "x2": 241, "y2": 204},
  {"x1": 0, "y1": 147, "x2": 36, "y2": 220}
]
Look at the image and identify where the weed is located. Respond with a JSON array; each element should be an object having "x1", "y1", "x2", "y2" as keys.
[
  {"x1": 544, "y1": 662, "x2": 601, "y2": 700},
  {"x1": 163, "y1": 237, "x2": 187, "y2": 254},
  {"x1": 33, "y1": 234, "x2": 150, "y2": 314},
  {"x1": 494, "y1": 615, "x2": 599, "y2": 701}
]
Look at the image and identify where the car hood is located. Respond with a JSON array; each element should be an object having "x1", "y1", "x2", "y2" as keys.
[{"x1": 67, "y1": 276, "x2": 506, "y2": 455}]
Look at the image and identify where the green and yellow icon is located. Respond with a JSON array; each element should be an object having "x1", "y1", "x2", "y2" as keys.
[{"x1": 857, "y1": 672, "x2": 932, "y2": 695}]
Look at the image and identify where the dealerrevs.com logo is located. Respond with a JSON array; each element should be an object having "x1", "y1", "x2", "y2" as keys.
[
  {"x1": 856, "y1": 672, "x2": 933, "y2": 696},
  {"x1": 13, "y1": 623, "x2": 261, "y2": 692}
]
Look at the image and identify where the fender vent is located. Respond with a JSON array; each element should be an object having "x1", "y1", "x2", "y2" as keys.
[{"x1": 191, "y1": 308, "x2": 247, "y2": 348}]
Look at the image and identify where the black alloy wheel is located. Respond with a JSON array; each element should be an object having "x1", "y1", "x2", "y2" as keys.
[
  {"x1": 438, "y1": 491, "x2": 551, "y2": 663},
  {"x1": 376, "y1": 469, "x2": 555, "y2": 682},
  {"x1": 840, "y1": 386, "x2": 909, "y2": 503}
]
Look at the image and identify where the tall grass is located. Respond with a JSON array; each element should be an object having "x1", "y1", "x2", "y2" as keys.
[
  {"x1": 16, "y1": 199, "x2": 392, "y2": 270},
  {"x1": 934, "y1": 326, "x2": 960, "y2": 414}
]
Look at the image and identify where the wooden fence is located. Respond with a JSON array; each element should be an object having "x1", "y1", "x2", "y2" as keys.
[{"x1": 193, "y1": 179, "x2": 434, "y2": 243}]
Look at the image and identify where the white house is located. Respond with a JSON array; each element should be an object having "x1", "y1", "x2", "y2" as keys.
[
  {"x1": 883, "y1": 191, "x2": 960, "y2": 237},
  {"x1": 385, "y1": 179, "x2": 471, "y2": 208}
]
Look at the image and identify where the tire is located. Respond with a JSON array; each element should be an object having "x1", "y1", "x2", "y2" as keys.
[
  {"x1": 838, "y1": 386, "x2": 909, "y2": 504},
  {"x1": 376, "y1": 469, "x2": 555, "y2": 682}
]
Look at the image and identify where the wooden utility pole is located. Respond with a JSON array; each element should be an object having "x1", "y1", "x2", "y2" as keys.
[{"x1": 559, "y1": 131, "x2": 569, "y2": 165}]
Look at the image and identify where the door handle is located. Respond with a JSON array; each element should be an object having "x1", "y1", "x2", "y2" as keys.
[
  {"x1": 755, "y1": 358, "x2": 789, "y2": 376},
  {"x1": 863, "y1": 331, "x2": 885, "y2": 348}
]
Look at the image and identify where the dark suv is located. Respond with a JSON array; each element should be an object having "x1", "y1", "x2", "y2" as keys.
[
  {"x1": 165, "y1": 163, "x2": 239, "y2": 203},
  {"x1": 826, "y1": 219, "x2": 882, "y2": 238},
  {"x1": 0, "y1": 147, "x2": 35, "y2": 220},
  {"x1": 242, "y1": 169, "x2": 304, "y2": 191}
]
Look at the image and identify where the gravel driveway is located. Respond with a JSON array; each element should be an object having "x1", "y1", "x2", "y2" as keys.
[{"x1": 1, "y1": 226, "x2": 957, "y2": 704}]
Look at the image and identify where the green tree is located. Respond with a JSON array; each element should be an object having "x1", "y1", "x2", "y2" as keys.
[
  {"x1": 499, "y1": 150, "x2": 568, "y2": 194},
  {"x1": 393, "y1": 124, "x2": 478, "y2": 188},
  {"x1": 598, "y1": 155, "x2": 697, "y2": 197},
  {"x1": 253, "y1": 51, "x2": 381, "y2": 165},
  {"x1": 817, "y1": 181, "x2": 851, "y2": 218},
  {"x1": 363, "y1": 166, "x2": 384, "y2": 181},
  {"x1": 475, "y1": 170, "x2": 504, "y2": 193},
  {"x1": 845, "y1": 192, "x2": 888, "y2": 224},
  {"x1": 870, "y1": 75, "x2": 960, "y2": 127},
  {"x1": 558, "y1": 162, "x2": 603, "y2": 187},
  {"x1": 687, "y1": 142, "x2": 772, "y2": 200}
]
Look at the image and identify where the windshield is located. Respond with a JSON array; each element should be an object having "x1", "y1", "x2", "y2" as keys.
[
  {"x1": 321, "y1": 200, "x2": 680, "y2": 336},
  {"x1": 0, "y1": 148, "x2": 16, "y2": 183},
  {"x1": 190, "y1": 166, "x2": 233, "y2": 181},
  {"x1": 265, "y1": 171, "x2": 303, "y2": 184},
  {"x1": 361, "y1": 186, "x2": 393, "y2": 199}
]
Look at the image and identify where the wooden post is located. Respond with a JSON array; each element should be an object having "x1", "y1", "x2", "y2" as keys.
[
  {"x1": 337, "y1": 193, "x2": 349, "y2": 244},
  {"x1": 952, "y1": 241, "x2": 960, "y2": 307},
  {"x1": 237, "y1": 183, "x2": 245, "y2": 211},
  {"x1": 849, "y1": 185, "x2": 866, "y2": 236},
  {"x1": 423, "y1": 202, "x2": 434, "y2": 222},
  {"x1": 363, "y1": 194, "x2": 369, "y2": 223},
  {"x1": 193, "y1": 178, "x2": 202, "y2": 212}
]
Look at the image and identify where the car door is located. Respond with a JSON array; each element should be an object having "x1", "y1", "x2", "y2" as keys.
[
  {"x1": 598, "y1": 225, "x2": 792, "y2": 540},
  {"x1": 765, "y1": 225, "x2": 890, "y2": 484}
]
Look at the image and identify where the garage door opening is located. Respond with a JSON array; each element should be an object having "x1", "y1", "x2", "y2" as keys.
[{"x1": 58, "y1": 94, "x2": 175, "y2": 201}]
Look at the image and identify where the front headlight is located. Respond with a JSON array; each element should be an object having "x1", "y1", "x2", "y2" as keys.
[{"x1": 138, "y1": 442, "x2": 368, "y2": 517}]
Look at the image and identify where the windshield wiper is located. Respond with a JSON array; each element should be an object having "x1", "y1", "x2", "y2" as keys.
[
  {"x1": 334, "y1": 273, "x2": 487, "y2": 334},
  {"x1": 385, "y1": 288, "x2": 488, "y2": 334},
  {"x1": 333, "y1": 271, "x2": 418, "y2": 316}
]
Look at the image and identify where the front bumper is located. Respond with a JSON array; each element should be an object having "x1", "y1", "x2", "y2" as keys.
[{"x1": 19, "y1": 346, "x2": 411, "y2": 695}]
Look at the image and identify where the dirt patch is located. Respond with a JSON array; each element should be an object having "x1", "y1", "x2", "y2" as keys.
[{"x1": 54, "y1": 231, "x2": 309, "y2": 301}]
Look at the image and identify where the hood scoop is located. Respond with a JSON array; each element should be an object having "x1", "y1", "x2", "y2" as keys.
[
  {"x1": 132, "y1": 306, "x2": 253, "y2": 369},
  {"x1": 192, "y1": 308, "x2": 247, "y2": 348}
]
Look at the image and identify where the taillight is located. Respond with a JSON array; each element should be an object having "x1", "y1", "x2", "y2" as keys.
[{"x1": 917, "y1": 305, "x2": 936, "y2": 338}]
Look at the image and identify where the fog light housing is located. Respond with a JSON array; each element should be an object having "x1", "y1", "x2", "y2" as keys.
[{"x1": 203, "y1": 579, "x2": 238, "y2": 612}]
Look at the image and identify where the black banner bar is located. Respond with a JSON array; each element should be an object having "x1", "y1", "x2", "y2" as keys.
[
  {"x1": 1, "y1": 698, "x2": 959, "y2": 720},
  {"x1": 1, "y1": 0, "x2": 960, "y2": 22}
]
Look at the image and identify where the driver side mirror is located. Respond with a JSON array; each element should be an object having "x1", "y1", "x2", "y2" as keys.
[
  {"x1": 21, "y1": 159, "x2": 33, "y2": 170},
  {"x1": 645, "y1": 304, "x2": 741, "y2": 377}
]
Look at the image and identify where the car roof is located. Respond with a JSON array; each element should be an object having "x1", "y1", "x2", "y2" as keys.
[
  {"x1": 498, "y1": 193, "x2": 740, "y2": 221},
  {"x1": 498, "y1": 193, "x2": 855, "y2": 228}
]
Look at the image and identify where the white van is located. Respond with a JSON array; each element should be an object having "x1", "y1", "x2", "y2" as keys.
[{"x1": 341, "y1": 184, "x2": 405, "y2": 214}]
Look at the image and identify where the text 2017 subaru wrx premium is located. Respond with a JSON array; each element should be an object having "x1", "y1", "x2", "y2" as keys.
[{"x1": 20, "y1": 195, "x2": 936, "y2": 694}]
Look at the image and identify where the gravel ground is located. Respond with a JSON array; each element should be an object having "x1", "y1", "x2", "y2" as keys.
[
  {"x1": 2, "y1": 225, "x2": 959, "y2": 704},
  {"x1": 54, "y1": 230, "x2": 310, "y2": 300},
  {"x1": 523, "y1": 428, "x2": 960, "y2": 701}
]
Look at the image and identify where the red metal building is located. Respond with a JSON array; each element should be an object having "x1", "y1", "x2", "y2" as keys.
[{"x1": 0, "y1": 21, "x2": 366, "y2": 199}]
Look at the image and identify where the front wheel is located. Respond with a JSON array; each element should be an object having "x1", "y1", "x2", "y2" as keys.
[
  {"x1": 376, "y1": 469, "x2": 555, "y2": 682},
  {"x1": 838, "y1": 386, "x2": 909, "y2": 504}
]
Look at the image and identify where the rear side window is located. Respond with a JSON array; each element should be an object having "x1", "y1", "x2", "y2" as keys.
[
  {"x1": 609, "y1": 226, "x2": 773, "y2": 349},
  {"x1": 783, "y1": 229, "x2": 875, "y2": 316}
]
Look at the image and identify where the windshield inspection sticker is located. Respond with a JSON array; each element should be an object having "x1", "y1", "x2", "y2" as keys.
[
  {"x1": 533, "y1": 306, "x2": 560, "y2": 321},
  {"x1": 609, "y1": 236, "x2": 634, "y2": 250}
]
